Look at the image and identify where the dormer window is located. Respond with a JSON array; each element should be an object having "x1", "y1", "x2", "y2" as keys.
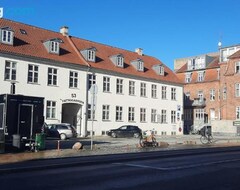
[
  {"x1": 0, "y1": 27, "x2": 14, "y2": 45},
  {"x1": 50, "y1": 41, "x2": 59, "y2": 53},
  {"x1": 152, "y1": 64, "x2": 165, "y2": 76},
  {"x1": 43, "y1": 38, "x2": 62, "y2": 55},
  {"x1": 187, "y1": 59, "x2": 195, "y2": 70},
  {"x1": 131, "y1": 59, "x2": 144, "y2": 72},
  {"x1": 110, "y1": 54, "x2": 124, "y2": 68},
  {"x1": 137, "y1": 61, "x2": 144, "y2": 71},
  {"x1": 80, "y1": 47, "x2": 97, "y2": 62}
]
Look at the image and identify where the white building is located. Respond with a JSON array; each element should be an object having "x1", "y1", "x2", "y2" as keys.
[{"x1": 0, "y1": 18, "x2": 183, "y2": 136}]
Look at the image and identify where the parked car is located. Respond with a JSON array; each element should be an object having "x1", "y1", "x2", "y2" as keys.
[
  {"x1": 45, "y1": 123, "x2": 77, "y2": 140},
  {"x1": 106, "y1": 125, "x2": 142, "y2": 138}
]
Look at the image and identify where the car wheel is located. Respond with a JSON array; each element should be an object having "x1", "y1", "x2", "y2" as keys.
[
  {"x1": 60, "y1": 133, "x2": 67, "y2": 140},
  {"x1": 111, "y1": 132, "x2": 117, "y2": 138},
  {"x1": 133, "y1": 133, "x2": 140, "y2": 138}
]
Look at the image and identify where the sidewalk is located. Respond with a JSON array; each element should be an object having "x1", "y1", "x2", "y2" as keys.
[{"x1": 0, "y1": 134, "x2": 240, "y2": 165}]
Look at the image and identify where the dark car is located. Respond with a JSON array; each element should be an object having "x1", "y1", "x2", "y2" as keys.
[
  {"x1": 106, "y1": 125, "x2": 142, "y2": 138},
  {"x1": 44, "y1": 123, "x2": 77, "y2": 140}
]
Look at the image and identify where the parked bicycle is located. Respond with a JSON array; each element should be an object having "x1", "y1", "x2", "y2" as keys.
[
  {"x1": 200, "y1": 126, "x2": 213, "y2": 144},
  {"x1": 139, "y1": 129, "x2": 158, "y2": 147}
]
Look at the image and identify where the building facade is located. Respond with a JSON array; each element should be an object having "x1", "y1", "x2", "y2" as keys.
[
  {"x1": 0, "y1": 18, "x2": 183, "y2": 137},
  {"x1": 175, "y1": 44, "x2": 240, "y2": 135}
]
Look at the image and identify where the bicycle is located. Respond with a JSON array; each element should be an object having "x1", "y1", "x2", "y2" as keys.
[
  {"x1": 139, "y1": 129, "x2": 158, "y2": 148},
  {"x1": 200, "y1": 134, "x2": 213, "y2": 144}
]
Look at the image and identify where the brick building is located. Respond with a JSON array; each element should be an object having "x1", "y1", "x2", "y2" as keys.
[{"x1": 175, "y1": 44, "x2": 240, "y2": 135}]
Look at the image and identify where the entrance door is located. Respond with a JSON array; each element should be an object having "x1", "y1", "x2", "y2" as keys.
[{"x1": 18, "y1": 104, "x2": 33, "y2": 139}]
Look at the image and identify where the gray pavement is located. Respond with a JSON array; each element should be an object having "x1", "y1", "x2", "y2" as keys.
[{"x1": 0, "y1": 134, "x2": 240, "y2": 165}]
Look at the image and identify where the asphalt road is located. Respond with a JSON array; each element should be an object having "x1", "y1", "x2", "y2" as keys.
[{"x1": 1, "y1": 147, "x2": 240, "y2": 190}]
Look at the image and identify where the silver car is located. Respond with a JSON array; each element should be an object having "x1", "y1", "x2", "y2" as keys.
[{"x1": 45, "y1": 123, "x2": 77, "y2": 140}]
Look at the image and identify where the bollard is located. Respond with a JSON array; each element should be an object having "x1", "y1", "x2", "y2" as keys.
[{"x1": 57, "y1": 140, "x2": 60, "y2": 150}]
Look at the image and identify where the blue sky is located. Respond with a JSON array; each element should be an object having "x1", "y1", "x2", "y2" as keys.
[{"x1": 1, "y1": 0, "x2": 240, "y2": 69}]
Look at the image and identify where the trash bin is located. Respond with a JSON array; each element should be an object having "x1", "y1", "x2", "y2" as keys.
[
  {"x1": 12, "y1": 134, "x2": 21, "y2": 148},
  {"x1": 35, "y1": 133, "x2": 46, "y2": 150}
]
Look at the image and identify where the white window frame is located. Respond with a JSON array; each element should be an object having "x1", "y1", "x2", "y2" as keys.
[
  {"x1": 50, "y1": 41, "x2": 59, "y2": 53},
  {"x1": 103, "y1": 76, "x2": 110, "y2": 92},
  {"x1": 4, "y1": 61, "x2": 17, "y2": 81},
  {"x1": 140, "y1": 108, "x2": 146, "y2": 122},
  {"x1": 210, "y1": 89, "x2": 215, "y2": 101},
  {"x1": 1, "y1": 29, "x2": 13, "y2": 44},
  {"x1": 171, "y1": 110, "x2": 176, "y2": 123},
  {"x1": 159, "y1": 65, "x2": 164, "y2": 75},
  {"x1": 236, "y1": 62, "x2": 240, "y2": 74},
  {"x1": 151, "y1": 109, "x2": 157, "y2": 123},
  {"x1": 116, "y1": 78, "x2": 123, "y2": 94},
  {"x1": 116, "y1": 56, "x2": 124, "y2": 67},
  {"x1": 198, "y1": 91, "x2": 204, "y2": 101},
  {"x1": 28, "y1": 64, "x2": 39, "y2": 84},
  {"x1": 171, "y1": 87, "x2": 176, "y2": 100},
  {"x1": 129, "y1": 81, "x2": 135, "y2": 95},
  {"x1": 198, "y1": 71, "x2": 205, "y2": 82},
  {"x1": 116, "y1": 106, "x2": 123, "y2": 121},
  {"x1": 47, "y1": 68, "x2": 57, "y2": 86},
  {"x1": 236, "y1": 106, "x2": 240, "y2": 120},
  {"x1": 128, "y1": 107, "x2": 135, "y2": 122},
  {"x1": 185, "y1": 72, "x2": 192, "y2": 83},
  {"x1": 137, "y1": 61, "x2": 144, "y2": 71},
  {"x1": 151, "y1": 84, "x2": 157, "y2": 98},
  {"x1": 46, "y1": 101, "x2": 56, "y2": 119},
  {"x1": 162, "y1": 86, "x2": 167, "y2": 99},
  {"x1": 140, "y1": 83, "x2": 146, "y2": 97},
  {"x1": 69, "y1": 71, "x2": 78, "y2": 88},
  {"x1": 102, "y1": 105, "x2": 110, "y2": 121},
  {"x1": 88, "y1": 74, "x2": 96, "y2": 90},
  {"x1": 87, "y1": 50, "x2": 95, "y2": 62},
  {"x1": 195, "y1": 109, "x2": 205, "y2": 120},
  {"x1": 161, "y1": 109, "x2": 167, "y2": 123}
]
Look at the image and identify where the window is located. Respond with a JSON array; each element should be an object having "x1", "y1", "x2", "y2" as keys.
[
  {"x1": 103, "y1": 76, "x2": 110, "y2": 92},
  {"x1": 236, "y1": 62, "x2": 240, "y2": 74},
  {"x1": 88, "y1": 104, "x2": 95, "y2": 120},
  {"x1": 236, "y1": 83, "x2": 240, "y2": 97},
  {"x1": 116, "y1": 106, "x2": 123, "y2": 121},
  {"x1": 129, "y1": 81, "x2": 135, "y2": 95},
  {"x1": 162, "y1": 86, "x2": 167, "y2": 99},
  {"x1": 171, "y1": 111, "x2": 176, "y2": 123},
  {"x1": 102, "y1": 105, "x2": 110, "y2": 120},
  {"x1": 50, "y1": 41, "x2": 59, "y2": 53},
  {"x1": 4, "y1": 61, "x2": 16, "y2": 81},
  {"x1": 171, "y1": 87, "x2": 176, "y2": 100},
  {"x1": 151, "y1": 109, "x2": 157, "y2": 123},
  {"x1": 88, "y1": 74, "x2": 96, "y2": 90},
  {"x1": 195, "y1": 109, "x2": 204, "y2": 120},
  {"x1": 198, "y1": 71, "x2": 205, "y2": 82},
  {"x1": 46, "y1": 101, "x2": 56, "y2": 119},
  {"x1": 1, "y1": 29, "x2": 13, "y2": 44},
  {"x1": 69, "y1": 71, "x2": 78, "y2": 88},
  {"x1": 116, "y1": 78, "x2": 123, "y2": 94},
  {"x1": 28, "y1": 64, "x2": 38, "y2": 84},
  {"x1": 198, "y1": 91, "x2": 204, "y2": 101},
  {"x1": 140, "y1": 108, "x2": 146, "y2": 122},
  {"x1": 223, "y1": 87, "x2": 227, "y2": 100},
  {"x1": 161, "y1": 110, "x2": 167, "y2": 123},
  {"x1": 151, "y1": 84, "x2": 157, "y2": 98},
  {"x1": 187, "y1": 59, "x2": 195, "y2": 70},
  {"x1": 140, "y1": 83, "x2": 146, "y2": 97},
  {"x1": 88, "y1": 50, "x2": 95, "y2": 62},
  {"x1": 236, "y1": 106, "x2": 240, "y2": 120},
  {"x1": 185, "y1": 72, "x2": 192, "y2": 83},
  {"x1": 210, "y1": 89, "x2": 215, "y2": 101},
  {"x1": 128, "y1": 107, "x2": 135, "y2": 122},
  {"x1": 117, "y1": 56, "x2": 124, "y2": 67},
  {"x1": 137, "y1": 61, "x2": 144, "y2": 71},
  {"x1": 48, "y1": 68, "x2": 57, "y2": 86},
  {"x1": 185, "y1": 92, "x2": 190, "y2": 101},
  {"x1": 159, "y1": 65, "x2": 164, "y2": 75}
]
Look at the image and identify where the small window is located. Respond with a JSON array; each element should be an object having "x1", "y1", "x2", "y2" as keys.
[
  {"x1": 88, "y1": 50, "x2": 95, "y2": 62},
  {"x1": 137, "y1": 61, "x2": 144, "y2": 71},
  {"x1": 1, "y1": 28, "x2": 14, "y2": 45},
  {"x1": 116, "y1": 56, "x2": 124, "y2": 67},
  {"x1": 235, "y1": 62, "x2": 240, "y2": 74},
  {"x1": 50, "y1": 41, "x2": 59, "y2": 53},
  {"x1": 20, "y1": 29, "x2": 27, "y2": 35}
]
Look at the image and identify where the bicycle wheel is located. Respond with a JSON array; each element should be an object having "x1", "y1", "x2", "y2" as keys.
[
  {"x1": 200, "y1": 135, "x2": 208, "y2": 144},
  {"x1": 208, "y1": 135, "x2": 213, "y2": 143},
  {"x1": 139, "y1": 137, "x2": 146, "y2": 147}
]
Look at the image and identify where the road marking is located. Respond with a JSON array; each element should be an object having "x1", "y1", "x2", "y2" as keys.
[{"x1": 113, "y1": 158, "x2": 240, "y2": 171}]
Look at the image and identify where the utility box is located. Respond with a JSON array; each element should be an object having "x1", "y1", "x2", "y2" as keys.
[{"x1": 0, "y1": 94, "x2": 44, "y2": 151}]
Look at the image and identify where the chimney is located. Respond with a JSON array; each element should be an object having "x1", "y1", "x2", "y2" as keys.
[
  {"x1": 135, "y1": 48, "x2": 143, "y2": 56},
  {"x1": 60, "y1": 26, "x2": 69, "y2": 36}
]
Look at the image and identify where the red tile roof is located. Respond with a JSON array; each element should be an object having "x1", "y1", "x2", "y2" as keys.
[{"x1": 0, "y1": 18, "x2": 181, "y2": 85}]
